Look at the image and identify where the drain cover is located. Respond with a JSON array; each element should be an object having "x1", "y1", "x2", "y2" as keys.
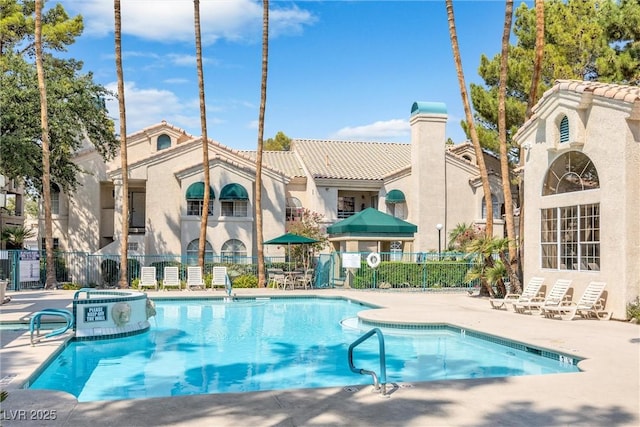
[
  {"x1": 398, "y1": 383, "x2": 414, "y2": 388},
  {"x1": 343, "y1": 386, "x2": 359, "y2": 392}
]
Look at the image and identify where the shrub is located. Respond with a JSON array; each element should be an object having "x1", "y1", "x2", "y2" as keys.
[
  {"x1": 232, "y1": 274, "x2": 258, "y2": 288},
  {"x1": 627, "y1": 297, "x2": 640, "y2": 322},
  {"x1": 131, "y1": 278, "x2": 140, "y2": 290},
  {"x1": 101, "y1": 259, "x2": 119, "y2": 286}
]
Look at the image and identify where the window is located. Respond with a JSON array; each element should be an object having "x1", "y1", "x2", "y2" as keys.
[
  {"x1": 220, "y1": 183, "x2": 249, "y2": 217},
  {"x1": 186, "y1": 239, "x2": 213, "y2": 264},
  {"x1": 157, "y1": 134, "x2": 171, "y2": 150},
  {"x1": 41, "y1": 238, "x2": 60, "y2": 250},
  {"x1": 286, "y1": 197, "x2": 302, "y2": 221},
  {"x1": 221, "y1": 200, "x2": 248, "y2": 217},
  {"x1": 221, "y1": 239, "x2": 247, "y2": 263},
  {"x1": 540, "y1": 204, "x2": 599, "y2": 271},
  {"x1": 481, "y1": 194, "x2": 501, "y2": 219},
  {"x1": 390, "y1": 241, "x2": 402, "y2": 261},
  {"x1": 185, "y1": 182, "x2": 214, "y2": 216},
  {"x1": 51, "y1": 183, "x2": 60, "y2": 215},
  {"x1": 543, "y1": 152, "x2": 599, "y2": 195},
  {"x1": 338, "y1": 196, "x2": 355, "y2": 218},
  {"x1": 559, "y1": 116, "x2": 569, "y2": 144}
]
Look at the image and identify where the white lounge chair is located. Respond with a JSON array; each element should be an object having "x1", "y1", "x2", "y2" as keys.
[
  {"x1": 139, "y1": 266, "x2": 158, "y2": 291},
  {"x1": 513, "y1": 279, "x2": 572, "y2": 315},
  {"x1": 211, "y1": 266, "x2": 230, "y2": 291},
  {"x1": 162, "y1": 266, "x2": 181, "y2": 291},
  {"x1": 489, "y1": 277, "x2": 545, "y2": 310},
  {"x1": 542, "y1": 281, "x2": 611, "y2": 320},
  {"x1": 186, "y1": 266, "x2": 205, "y2": 290}
]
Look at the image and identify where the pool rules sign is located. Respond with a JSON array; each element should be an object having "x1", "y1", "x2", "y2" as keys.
[{"x1": 85, "y1": 306, "x2": 107, "y2": 322}]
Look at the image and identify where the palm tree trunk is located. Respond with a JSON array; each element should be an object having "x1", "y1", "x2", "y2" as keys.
[
  {"x1": 518, "y1": 0, "x2": 545, "y2": 279},
  {"x1": 255, "y1": 0, "x2": 269, "y2": 287},
  {"x1": 194, "y1": 0, "x2": 210, "y2": 269},
  {"x1": 497, "y1": 0, "x2": 521, "y2": 292},
  {"x1": 114, "y1": 0, "x2": 129, "y2": 288},
  {"x1": 34, "y1": 0, "x2": 55, "y2": 289},
  {"x1": 445, "y1": 0, "x2": 494, "y2": 237}
]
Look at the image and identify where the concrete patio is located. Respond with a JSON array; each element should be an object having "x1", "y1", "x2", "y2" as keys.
[{"x1": 1, "y1": 288, "x2": 638, "y2": 426}]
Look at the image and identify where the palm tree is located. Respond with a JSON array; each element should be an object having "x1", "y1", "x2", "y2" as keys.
[
  {"x1": 255, "y1": 0, "x2": 269, "y2": 287},
  {"x1": 34, "y1": 0, "x2": 55, "y2": 289},
  {"x1": 193, "y1": 0, "x2": 211, "y2": 269},
  {"x1": 0, "y1": 226, "x2": 35, "y2": 249},
  {"x1": 445, "y1": 0, "x2": 494, "y2": 237},
  {"x1": 497, "y1": 0, "x2": 521, "y2": 292},
  {"x1": 114, "y1": 0, "x2": 129, "y2": 288},
  {"x1": 518, "y1": 0, "x2": 545, "y2": 276}
]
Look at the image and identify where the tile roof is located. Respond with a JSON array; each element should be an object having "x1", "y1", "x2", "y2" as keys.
[
  {"x1": 240, "y1": 151, "x2": 306, "y2": 177},
  {"x1": 291, "y1": 139, "x2": 411, "y2": 180},
  {"x1": 515, "y1": 79, "x2": 640, "y2": 141}
]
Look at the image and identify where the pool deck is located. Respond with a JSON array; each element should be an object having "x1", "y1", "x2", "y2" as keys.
[{"x1": 0, "y1": 288, "x2": 638, "y2": 427}]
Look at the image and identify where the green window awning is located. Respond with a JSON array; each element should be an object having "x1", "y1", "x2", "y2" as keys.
[
  {"x1": 220, "y1": 183, "x2": 249, "y2": 200},
  {"x1": 185, "y1": 182, "x2": 215, "y2": 200},
  {"x1": 327, "y1": 208, "x2": 417, "y2": 237},
  {"x1": 386, "y1": 189, "x2": 406, "y2": 204}
]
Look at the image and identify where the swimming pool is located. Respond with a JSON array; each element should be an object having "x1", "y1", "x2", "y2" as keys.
[{"x1": 28, "y1": 297, "x2": 580, "y2": 401}]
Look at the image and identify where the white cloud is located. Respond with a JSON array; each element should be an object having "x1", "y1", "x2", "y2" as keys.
[
  {"x1": 63, "y1": 0, "x2": 315, "y2": 44},
  {"x1": 105, "y1": 81, "x2": 199, "y2": 133},
  {"x1": 331, "y1": 119, "x2": 410, "y2": 141}
]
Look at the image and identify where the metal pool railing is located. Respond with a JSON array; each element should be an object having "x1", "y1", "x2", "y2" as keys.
[{"x1": 348, "y1": 328, "x2": 387, "y2": 395}]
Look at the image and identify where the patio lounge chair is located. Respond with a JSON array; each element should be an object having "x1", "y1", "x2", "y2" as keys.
[
  {"x1": 211, "y1": 266, "x2": 230, "y2": 291},
  {"x1": 513, "y1": 279, "x2": 572, "y2": 315},
  {"x1": 186, "y1": 266, "x2": 205, "y2": 290},
  {"x1": 542, "y1": 281, "x2": 611, "y2": 320},
  {"x1": 162, "y1": 266, "x2": 181, "y2": 291},
  {"x1": 489, "y1": 277, "x2": 545, "y2": 310},
  {"x1": 139, "y1": 266, "x2": 158, "y2": 291}
]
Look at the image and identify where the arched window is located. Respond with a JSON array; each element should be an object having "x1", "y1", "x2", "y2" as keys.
[
  {"x1": 185, "y1": 182, "x2": 214, "y2": 216},
  {"x1": 51, "y1": 183, "x2": 61, "y2": 215},
  {"x1": 220, "y1": 183, "x2": 249, "y2": 217},
  {"x1": 221, "y1": 239, "x2": 247, "y2": 263},
  {"x1": 186, "y1": 239, "x2": 213, "y2": 264},
  {"x1": 559, "y1": 116, "x2": 569, "y2": 144},
  {"x1": 157, "y1": 134, "x2": 171, "y2": 150},
  {"x1": 286, "y1": 197, "x2": 302, "y2": 221},
  {"x1": 543, "y1": 151, "x2": 599, "y2": 195},
  {"x1": 481, "y1": 194, "x2": 501, "y2": 219}
]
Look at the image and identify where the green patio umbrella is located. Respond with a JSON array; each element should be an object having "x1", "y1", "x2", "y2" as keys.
[{"x1": 263, "y1": 233, "x2": 319, "y2": 269}]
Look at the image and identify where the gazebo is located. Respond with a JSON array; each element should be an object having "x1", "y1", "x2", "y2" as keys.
[{"x1": 326, "y1": 208, "x2": 417, "y2": 253}]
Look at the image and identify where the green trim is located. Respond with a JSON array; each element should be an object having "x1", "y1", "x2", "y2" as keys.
[
  {"x1": 386, "y1": 189, "x2": 406, "y2": 204},
  {"x1": 185, "y1": 182, "x2": 215, "y2": 200},
  {"x1": 219, "y1": 183, "x2": 249, "y2": 200},
  {"x1": 411, "y1": 101, "x2": 447, "y2": 116}
]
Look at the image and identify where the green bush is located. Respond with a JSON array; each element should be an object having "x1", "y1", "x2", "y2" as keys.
[
  {"x1": 627, "y1": 297, "x2": 640, "y2": 322},
  {"x1": 101, "y1": 259, "x2": 119, "y2": 286},
  {"x1": 232, "y1": 274, "x2": 258, "y2": 288},
  {"x1": 131, "y1": 278, "x2": 140, "y2": 289},
  {"x1": 350, "y1": 259, "x2": 472, "y2": 289}
]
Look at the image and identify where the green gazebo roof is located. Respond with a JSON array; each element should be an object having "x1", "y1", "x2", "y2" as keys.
[{"x1": 327, "y1": 208, "x2": 417, "y2": 237}]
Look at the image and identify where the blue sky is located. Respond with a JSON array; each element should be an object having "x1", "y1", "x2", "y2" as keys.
[{"x1": 58, "y1": 0, "x2": 518, "y2": 150}]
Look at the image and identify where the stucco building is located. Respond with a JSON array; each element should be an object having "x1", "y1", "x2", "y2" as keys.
[
  {"x1": 515, "y1": 80, "x2": 640, "y2": 319},
  {"x1": 46, "y1": 102, "x2": 507, "y2": 262}
]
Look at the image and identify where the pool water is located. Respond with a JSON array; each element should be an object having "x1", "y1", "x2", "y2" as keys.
[{"x1": 28, "y1": 298, "x2": 579, "y2": 402}]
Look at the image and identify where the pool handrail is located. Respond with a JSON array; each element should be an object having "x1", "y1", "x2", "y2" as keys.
[
  {"x1": 348, "y1": 327, "x2": 387, "y2": 395},
  {"x1": 30, "y1": 308, "x2": 74, "y2": 346}
]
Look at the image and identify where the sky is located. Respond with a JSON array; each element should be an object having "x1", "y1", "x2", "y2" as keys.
[{"x1": 56, "y1": 0, "x2": 522, "y2": 150}]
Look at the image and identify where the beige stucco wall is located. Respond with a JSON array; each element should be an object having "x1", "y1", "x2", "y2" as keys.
[{"x1": 517, "y1": 88, "x2": 640, "y2": 319}]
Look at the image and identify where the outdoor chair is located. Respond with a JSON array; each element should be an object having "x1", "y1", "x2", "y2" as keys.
[
  {"x1": 513, "y1": 279, "x2": 572, "y2": 315},
  {"x1": 138, "y1": 266, "x2": 158, "y2": 291},
  {"x1": 211, "y1": 266, "x2": 230, "y2": 291},
  {"x1": 186, "y1": 266, "x2": 205, "y2": 290},
  {"x1": 542, "y1": 281, "x2": 611, "y2": 320},
  {"x1": 162, "y1": 266, "x2": 181, "y2": 291},
  {"x1": 295, "y1": 269, "x2": 314, "y2": 290},
  {"x1": 489, "y1": 277, "x2": 545, "y2": 310}
]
